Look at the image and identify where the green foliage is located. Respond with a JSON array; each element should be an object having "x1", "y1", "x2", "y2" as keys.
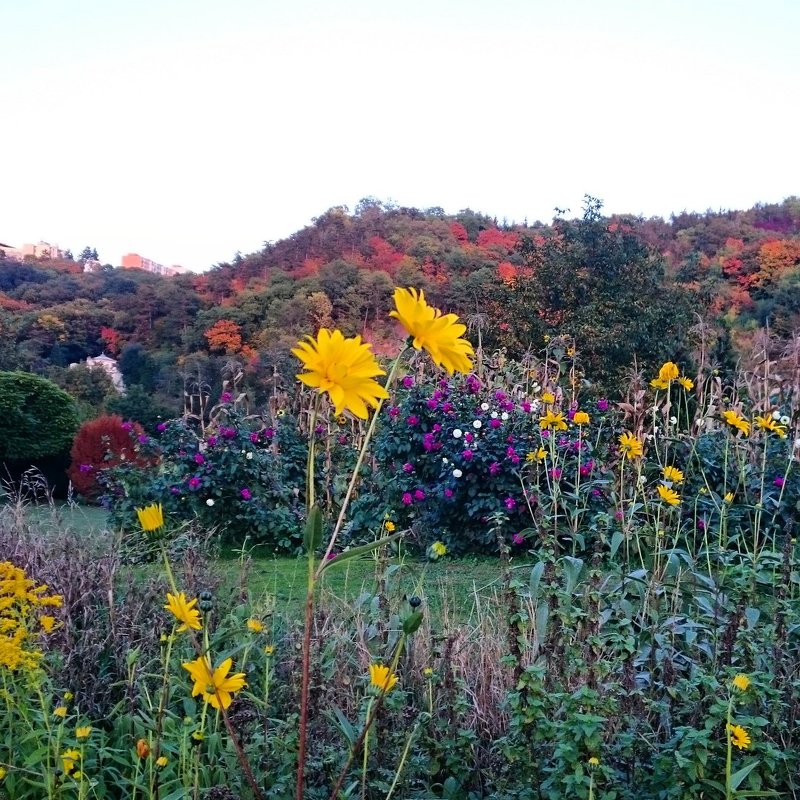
[{"x1": 0, "y1": 371, "x2": 80, "y2": 461}]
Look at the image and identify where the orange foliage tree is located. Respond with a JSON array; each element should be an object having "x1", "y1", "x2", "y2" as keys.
[{"x1": 204, "y1": 319, "x2": 244, "y2": 354}]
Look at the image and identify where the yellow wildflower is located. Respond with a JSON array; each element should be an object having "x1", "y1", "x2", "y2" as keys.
[
  {"x1": 732, "y1": 674, "x2": 750, "y2": 691},
  {"x1": 385, "y1": 520, "x2": 396, "y2": 532},
  {"x1": 431, "y1": 541, "x2": 447, "y2": 557},
  {"x1": 54, "y1": 706, "x2": 68, "y2": 718},
  {"x1": 722, "y1": 410, "x2": 750, "y2": 436},
  {"x1": 246, "y1": 618, "x2": 264, "y2": 633},
  {"x1": 526, "y1": 447, "x2": 547, "y2": 463},
  {"x1": 650, "y1": 377, "x2": 669, "y2": 390},
  {"x1": 573, "y1": 411, "x2": 590, "y2": 425},
  {"x1": 76, "y1": 725, "x2": 92, "y2": 740},
  {"x1": 0, "y1": 766, "x2": 5, "y2": 780},
  {"x1": 423, "y1": 667, "x2": 433, "y2": 677},
  {"x1": 541, "y1": 391, "x2": 555, "y2": 404},
  {"x1": 658, "y1": 362, "x2": 680, "y2": 384},
  {"x1": 64, "y1": 692, "x2": 74, "y2": 701},
  {"x1": 389, "y1": 287, "x2": 474, "y2": 375},
  {"x1": 727, "y1": 723, "x2": 751, "y2": 750},
  {"x1": 618, "y1": 432, "x2": 643, "y2": 458},
  {"x1": 657, "y1": 484, "x2": 680, "y2": 506},
  {"x1": 724, "y1": 492, "x2": 734, "y2": 504},
  {"x1": 754, "y1": 415, "x2": 787, "y2": 438},
  {"x1": 369, "y1": 663, "x2": 399, "y2": 693},
  {"x1": 678, "y1": 375, "x2": 694, "y2": 390},
  {"x1": 182, "y1": 656, "x2": 246, "y2": 710},
  {"x1": 61, "y1": 748, "x2": 81, "y2": 775},
  {"x1": 662, "y1": 465, "x2": 684, "y2": 484},
  {"x1": 292, "y1": 329, "x2": 389, "y2": 419},
  {"x1": 39, "y1": 615, "x2": 57, "y2": 633},
  {"x1": 164, "y1": 592, "x2": 202, "y2": 633},
  {"x1": 264, "y1": 644, "x2": 275, "y2": 656},
  {"x1": 539, "y1": 410, "x2": 568, "y2": 431},
  {"x1": 136, "y1": 503, "x2": 164, "y2": 532},
  {"x1": 156, "y1": 756, "x2": 168, "y2": 768},
  {"x1": 588, "y1": 756, "x2": 600, "y2": 767}
]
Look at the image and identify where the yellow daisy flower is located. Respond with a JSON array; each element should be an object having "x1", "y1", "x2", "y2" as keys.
[
  {"x1": 658, "y1": 362, "x2": 680, "y2": 383},
  {"x1": 754, "y1": 415, "x2": 787, "y2": 438},
  {"x1": 76, "y1": 725, "x2": 92, "y2": 740},
  {"x1": 541, "y1": 392, "x2": 556, "y2": 404},
  {"x1": 618, "y1": 432, "x2": 643, "y2": 458},
  {"x1": 678, "y1": 375, "x2": 694, "y2": 390},
  {"x1": 573, "y1": 411, "x2": 590, "y2": 425},
  {"x1": 292, "y1": 329, "x2": 389, "y2": 419},
  {"x1": 727, "y1": 723, "x2": 751, "y2": 750},
  {"x1": 389, "y1": 287, "x2": 474, "y2": 374},
  {"x1": 246, "y1": 618, "x2": 264, "y2": 633},
  {"x1": 136, "y1": 503, "x2": 164, "y2": 533},
  {"x1": 182, "y1": 655, "x2": 247, "y2": 710},
  {"x1": 61, "y1": 749, "x2": 81, "y2": 775},
  {"x1": 369, "y1": 663, "x2": 398, "y2": 693},
  {"x1": 431, "y1": 541, "x2": 447, "y2": 557},
  {"x1": 657, "y1": 484, "x2": 680, "y2": 505},
  {"x1": 722, "y1": 410, "x2": 750, "y2": 436},
  {"x1": 385, "y1": 520, "x2": 396, "y2": 532},
  {"x1": 662, "y1": 465, "x2": 684, "y2": 484},
  {"x1": 539, "y1": 410, "x2": 568, "y2": 431},
  {"x1": 164, "y1": 592, "x2": 202, "y2": 632},
  {"x1": 732, "y1": 674, "x2": 750, "y2": 691}
]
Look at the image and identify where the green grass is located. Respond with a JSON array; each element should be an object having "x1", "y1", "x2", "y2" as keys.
[{"x1": 2, "y1": 501, "x2": 110, "y2": 536}]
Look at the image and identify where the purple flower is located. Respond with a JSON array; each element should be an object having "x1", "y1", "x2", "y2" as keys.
[
  {"x1": 427, "y1": 398, "x2": 439, "y2": 410},
  {"x1": 388, "y1": 406, "x2": 400, "y2": 418},
  {"x1": 462, "y1": 449, "x2": 473, "y2": 461},
  {"x1": 494, "y1": 390, "x2": 507, "y2": 402},
  {"x1": 414, "y1": 489, "x2": 426, "y2": 502},
  {"x1": 506, "y1": 446, "x2": 517, "y2": 459},
  {"x1": 597, "y1": 398, "x2": 609, "y2": 412},
  {"x1": 194, "y1": 452, "x2": 205, "y2": 465},
  {"x1": 489, "y1": 462, "x2": 501, "y2": 476},
  {"x1": 423, "y1": 433, "x2": 435, "y2": 452},
  {"x1": 137, "y1": 434, "x2": 149, "y2": 444},
  {"x1": 465, "y1": 375, "x2": 481, "y2": 393},
  {"x1": 541, "y1": 429, "x2": 550, "y2": 439},
  {"x1": 337, "y1": 434, "x2": 347, "y2": 445},
  {"x1": 403, "y1": 462, "x2": 414, "y2": 473},
  {"x1": 512, "y1": 532, "x2": 525, "y2": 545},
  {"x1": 240, "y1": 487, "x2": 252, "y2": 500},
  {"x1": 157, "y1": 422, "x2": 167, "y2": 432},
  {"x1": 220, "y1": 392, "x2": 233, "y2": 403},
  {"x1": 444, "y1": 488, "x2": 454, "y2": 498},
  {"x1": 501, "y1": 400, "x2": 514, "y2": 412},
  {"x1": 697, "y1": 518, "x2": 706, "y2": 530},
  {"x1": 442, "y1": 402, "x2": 453, "y2": 413},
  {"x1": 521, "y1": 401, "x2": 532, "y2": 413},
  {"x1": 432, "y1": 423, "x2": 442, "y2": 432},
  {"x1": 188, "y1": 477, "x2": 201, "y2": 490},
  {"x1": 580, "y1": 461, "x2": 594, "y2": 477},
  {"x1": 264, "y1": 428, "x2": 275, "y2": 439},
  {"x1": 506, "y1": 435, "x2": 515, "y2": 443},
  {"x1": 221, "y1": 426, "x2": 236, "y2": 439},
  {"x1": 315, "y1": 424, "x2": 325, "y2": 435},
  {"x1": 207, "y1": 435, "x2": 218, "y2": 446},
  {"x1": 592, "y1": 488, "x2": 601, "y2": 497},
  {"x1": 549, "y1": 468, "x2": 562, "y2": 480},
  {"x1": 464, "y1": 432, "x2": 474, "y2": 443},
  {"x1": 774, "y1": 476, "x2": 785, "y2": 488},
  {"x1": 171, "y1": 486, "x2": 181, "y2": 495},
  {"x1": 250, "y1": 431, "x2": 260, "y2": 443},
  {"x1": 402, "y1": 376, "x2": 414, "y2": 389},
  {"x1": 402, "y1": 492, "x2": 413, "y2": 505},
  {"x1": 406, "y1": 415, "x2": 419, "y2": 426},
  {"x1": 504, "y1": 496, "x2": 517, "y2": 511},
  {"x1": 490, "y1": 418, "x2": 502, "y2": 429},
  {"x1": 326, "y1": 551, "x2": 337, "y2": 560},
  {"x1": 121, "y1": 421, "x2": 133, "y2": 432},
  {"x1": 79, "y1": 463, "x2": 93, "y2": 473}
]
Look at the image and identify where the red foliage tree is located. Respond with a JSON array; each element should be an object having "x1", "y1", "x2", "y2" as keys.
[
  {"x1": 204, "y1": 319, "x2": 243, "y2": 354},
  {"x1": 67, "y1": 415, "x2": 147, "y2": 500},
  {"x1": 100, "y1": 326, "x2": 122, "y2": 356}
]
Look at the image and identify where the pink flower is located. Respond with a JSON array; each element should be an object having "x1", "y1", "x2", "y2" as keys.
[
  {"x1": 489, "y1": 462, "x2": 501, "y2": 476},
  {"x1": 188, "y1": 476, "x2": 201, "y2": 490},
  {"x1": 427, "y1": 398, "x2": 438, "y2": 410},
  {"x1": 494, "y1": 390, "x2": 507, "y2": 402},
  {"x1": 442, "y1": 402, "x2": 453, "y2": 413},
  {"x1": 326, "y1": 551, "x2": 337, "y2": 560},
  {"x1": 512, "y1": 532, "x2": 525, "y2": 545},
  {"x1": 414, "y1": 489, "x2": 426, "y2": 502},
  {"x1": 490, "y1": 418, "x2": 502, "y2": 429},
  {"x1": 462, "y1": 450, "x2": 473, "y2": 461},
  {"x1": 597, "y1": 398, "x2": 609, "y2": 412},
  {"x1": 194, "y1": 453, "x2": 205, "y2": 465},
  {"x1": 403, "y1": 462, "x2": 414, "y2": 473},
  {"x1": 580, "y1": 461, "x2": 593, "y2": 477},
  {"x1": 774, "y1": 476, "x2": 785, "y2": 488},
  {"x1": 521, "y1": 401, "x2": 532, "y2": 413},
  {"x1": 549, "y1": 468, "x2": 562, "y2": 480},
  {"x1": 402, "y1": 376, "x2": 414, "y2": 389},
  {"x1": 464, "y1": 432, "x2": 474, "y2": 443},
  {"x1": 240, "y1": 488, "x2": 252, "y2": 500},
  {"x1": 504, "y1": 496, "x2": 517, "y2": 511},
  {"x1": 406, "y1": 415, "x2": 419, "y2": 426},
  {"x1": 220, "y1": 392, "x2": 233, "y2": 403},
  {"x1": 137, "y1": 434, "x2": 149, "y2": 444},
  {"x1": 444, "y1": 488, "x2": 454, "y2": 498},
  {"x1": 221, "y1": 426, "x2": 236, "y2": 439},
  {"x1": 250, "y1": 431, "x2": 260, "y2": 443},
  {"x1": 388, "y1": 406, "x2": 400, "y2": 418},
  {"x1": 121, "y1": 421, "x2": 133, "y2": 432},
  {"x1": 157, "y1": 422, "x2": 167, "y2": 432},
  {"x1": 337, "y1": 435, "x2": 347, "y2": 445},
  {"x1": 264, "y1": 428, "x2": 275, "y2": 439},
  {"x1": 207, "y1": 435, "x2": 218, "y2": 446},
  {"x1": 402, "y1": 492, "x2": 413, "y2": 505},
  {"x1": 432, "y1": 423, "x2": 442, "y2": 432}
]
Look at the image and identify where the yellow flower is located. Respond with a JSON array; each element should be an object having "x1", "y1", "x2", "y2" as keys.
[
  {"x1": 385, "y1": 520, "x2": 396, "y2": 532},
  {"x1": 61, "y1": 748, "x2": 81, "y2": 775},
  {"x1": 541, "y1": 391, "x2": 555, "y2": 404},
  {"x1": 39, "y1": 615, "x2": 57, "y2": 633},
  {"x1": 389, "y1": 287, "x2": 474, "y2": 375},
  {"x1": 0, "y1": 766, "x2": 5, "y2": 780},
  {"x1": 246, "y1": 618, "x2": 264, "y2": 633},
  {"x1": 727, "y1": 723, "x2": 751, "y2": 750},
  {"x1": 64, "y1": 692, "x2": 74, "y2": 701},
  {"x1": 754, "y1": 415, "x2": 787, "y2": 438},
  {"x1": 54, "y1": 706, "x2": 68, "y2": 718},
  {"x1": 650, "y1": 377, "x2": 669, "y2": 390},
  {"x1": 292, "y1": 328, "x2": 389, "y2": 419},
  {"x1": 566, "y1": 347, "x2": 576, "y2": 357},
  {"x1": 662, "y1": 465, "x2": 684, "y2": 484},
  {"x1": 164, "y1": 592, "x2": 202, "y2": 633},
  {"x1": 573, "y1": 411, "x2": 590, "y2": 425},
  {"x1": 658, "y1": 362, "x2": 680, "y2": 383},
  {"x1": 431, "y1": 541, "x2": 447, "y2": 557},
  {"x1": 588, "y1": 756, "x2": 600, "y2": 767},
  {"x1": 182, "y1": 655, "x2": 246, "y2": 710},
  {"x1": 732, "y1": 674, "x2": 751, "y2": 691},
  {"x1": 724, "y1": 492, "x2": 734, "y2": 504},
  {"x1": 423, "y1": 667, "x2": 433, "y2": 677},
  {"x1": 136, "y1": 738, "x2": 150, "y2": 759},
  {"x1": 156, "y1": 756, "x2": 168, "y2": 768},
  {"x1": 264, "y1": 644, "x2": 275, "y2": 656},
  {"x1": 678, "y1": 375, "x2": 694, "y2": 390},
  {"x1": 527, "y1": 447, "x2": 547, "y2": 462},
  {"x1": 76, "y1": 725, "x2": 92, "y2": 740},
  {"x1": 657, "y1": 484, "x2": 680, "y2": 506},
  {"x1": 369, "y1": 663, "x2": 399, "y2": 693},
  {"x1": 618, "y1": 432, "x2": 643, "y2": 458},
  {"x1": 722, "y1": 410, "x2": 750, "y2": 436},
  {"x1": 539, "y1": 410, "x2": 568, "y2": 431},
  {"x1": 136, "y1": 503, "x2": 164, "y2": 532}
]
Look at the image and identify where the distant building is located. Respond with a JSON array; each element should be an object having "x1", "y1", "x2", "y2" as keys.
[
  {"x1": 83, "y1": 258, "x2": 103, "y2": 273},
  {"x1": 72, "y1": 353, "x2": 126, "y2": 394},
  {"x1": 0, "y1": 242, "x2": 23, "y2": 261},
  {"x1": 0, "y1": 240, "x2": 65, "y2": 261},
  {"x1": 121, "y1": 253, "x2": 184, "y2": 276}
]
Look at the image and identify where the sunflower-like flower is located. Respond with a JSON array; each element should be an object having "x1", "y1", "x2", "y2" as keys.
[
  {"x1": 618, "y1": 432, "x2": 643, "y2": 458},
  {"x1": 722, "y1": 410, "x2": 750, "y2": 436},
  {"x1": 527, "y1": 448, "x2": 547, "y2": 462},
  {"x1": 246, "y1": 618, "x2": 264, "y2": 633},
  {"x1": 573, "y1": 411, "x2": 590, "y2": 425},
  {"x1": 369, "y1": 663, "x2": 399, "y2": 693},
  {"x1": 678, "y1": 375, "x2": 694, "y2": 390},
  {"x1": 658, "y1": 362, "x2": 680, "y2": 383},
  {"x1": 540, "y1": 410, "x2": 568, "y2": 431},
  {"x1": 292, "y1": 329, "x2": 389, "y2": 419},
  {"x1": 727, "y1": 723, "x2": 751, "y2": 750},
  {"x1": 657, "y1": 484, "x2": 680, "y2": 506},
  {"x1": 754, "y1": 415, "x2": 787, "y2": 438},
  {"x1": 732, "y1": 673, "x2": 751, "y2": 691},
  {"x1": 75, "y1": 725, "x2": 92, "y2": 740},
  {"x1": 164, "y1": 592, "x2": 202, "y2": 633},
  {"x1": 182, "y1": 655, "x2": 246, "y2": 710},
  {"x1": 389, "y1": 288, "x2": 474, "y2": 375},
  {"x1": 136, "y1": 503, "x2": 164, "y2": 533},
  {"x1": 662, "y1": 465, "x2": 684, "y2": 484},
  {"x1": 650, "y1": 377, "x2": 669, "y2": 390},
  {"x1": 61, "y1": 748, "x2": 81, "y2": 776}
]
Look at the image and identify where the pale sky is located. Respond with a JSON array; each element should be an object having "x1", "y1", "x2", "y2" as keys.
[{"x1": 1, "y1": 0, "x2": 798, "y2": 271}]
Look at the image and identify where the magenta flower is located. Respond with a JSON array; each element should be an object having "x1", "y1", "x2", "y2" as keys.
[
  {"x1": 580, "y1": 461, "x2": 594, "y2": 477},
  {"x1": 521, "y1": 401, "x2": 532, "y2": 413},
  {"x1": 402, "y1": 492, "x2": 413, "y2": 505},
  {"x1": 170, "y1": 486, "x2": 181, "y2": 495},
  {"x1": 423, "y1": 434, "x2": 435, "y2": 452},
  {"x1": 220, "y1": 392, "x2": 233, "y2": 403},
  {"x1": 444, "y1": 488, "x2": 454, "y2": 498},
  {"x1": 464, "y1": 432, "x2": 474, "y2": 443},
  {"x1": 263, "y1": 428, "x2": 275, "y2": 439},
  {"x1": 442, "y1": 402, "x2": 453, "y2": 413},
  {"x1": 465, "y1": 375, "x2": 481, "y2": 393},
  {"x1": 432, "y1": 423, "x2": 442, "y2": 432},
  {"x1": 597, "y1": 398, "x2": 609, "y2": 412},
  {"x1": 490, "y1": 418, "x2": 502, "y2": 429},
  {"x1": 403, "y1": 462, "x2": 414, "y2": 473},
  {"x1": 250, "y1": 431, "x2": 260, "y2": 443},
  {"x1": 462, "y1": 449, "x2": 473, "y2": 461},
  {"x1": 79, "y1": 463, "x2": 93, "y2": 473},
  {"x1": 512, "y1": 532, "x2": 525, "y2": 545},
  {"x1": 406, "y1": 415, "x2": 419, "y2": 426},
  {"x1": 240, "y1": 488, "x2": 252, "y2": 500},
  {"x1": 414, "y1": 489, "x2": 426, "y2": 502},
  {"x1": 774, "y1": 476, "x2": 785, "y2": 488},
  {"x1": 504, "y1": 496, "x2": 517, "y2": 511},
  {"x1": 506, "y1": 446, "x2": 517, "y2": 459},
  {"x1": 494, "y1": 390, "x2": 507, "y2": 402},
  {"x1": 337, "y1": 435, "x2": 347, "y2": 445},
  {"x1": 221, "y1": 426, "x2": 236, "y2": 439},
  {"x1": 137, "y1": 434, "x2": 149, "y2": 444},
  {"x1": 121, "y1": 421, "x2": 133, "y2": 432},
  {"x1": 388, "y1": 406, "x2": 400, "y2": 418},
  {"x1": 426, "y1": 398, "x2": 438, "y2": 410},
  {"x1": 549, "y1": 468, "x2": 562, "y2": 480},
  {"x1": 326, "y1": 551, "x2": 337, "y2": 560},
  {"x1": 157, "y1": 422, "x2": 167, "y2": 432},
  {"x1": 489, "y1": 462, "x2": 501, "y2": 476},
  {"x1": 207, "y1": 435, "x2": 218, "y2": 446},
  {"x1": 188, "y1": 476, "x2": 201, "y2": 490},
  {"x1": 402, "y1": 376, "x2": 414, "y2": 389},
  {"x1": 194, "y1": 452, "x2": 205, "y2": 465}
]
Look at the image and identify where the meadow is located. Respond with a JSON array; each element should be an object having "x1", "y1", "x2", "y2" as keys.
[{"x1": 2, "y1": 289, "x2": 799, "y2": 800}]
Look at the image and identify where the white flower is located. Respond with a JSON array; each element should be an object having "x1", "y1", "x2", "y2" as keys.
[
  {"x1": 206, "y1": 499, "x2": 215, "y2": 507},
  {"x1": 473, "y1": 420, "x2": 482, "y2": 429},
  {"x1": 531, "y1": 400, "x2": 541, "y2": 412},
  {"x1": 532, "y1": 383, "x2": 540, "y2": 393},
  {"x1": 772, "y1": 410, "x2": 781, "y2": 420},
  {"x1": 246, "y1": 452, "x2": 253, "y2": 460},
  {"x1": 637, "y1": 475, "x2": 646, "y2": 486},
  {"x1": 491, "y1": 411, "x2": 498, "y2": 419},
  {"x1": 452, "y1": 469, "x2": 463, "y2": 478},
  {"x1": 453, "y1": 429, "x2": 463, "y2": 439},
  {"x1": 442, "y1": 457, "x2": 449, "y2": 464},
  {"x1": 780, "y1": 415, "x2": 790, "y2": 425},
  {"x1": 480, "y1": 402, "x2": 489, "y2": 411},
  {"x1": 669, "y1": 416, "x2": 677, "y2": 425},
  {"x1": 501, "y1": 412, "x2": 509, "y2": 421}
]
